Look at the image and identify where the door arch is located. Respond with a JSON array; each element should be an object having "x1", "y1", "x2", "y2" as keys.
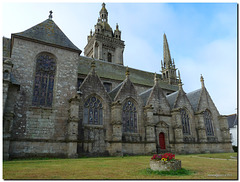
[{"x1": 159, "y1": 132, "x2": 166, "y2": 149}]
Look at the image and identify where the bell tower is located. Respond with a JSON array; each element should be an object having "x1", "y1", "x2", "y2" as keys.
[
  {"x1": 84, "y1": 3, "x2": 125, "y2": 65},
  {"x1": 161, "y1": 33, "x2": 178, "y2": 84}
]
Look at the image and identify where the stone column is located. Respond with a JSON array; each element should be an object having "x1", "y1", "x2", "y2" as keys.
[
  {"x1": 144, "y1": 105, "x2": 155, "y2": 142},
  {"x1": 197, "y1": 113, "x2": 207, "y2": 143},
  {"x1": 109, "y1": 101, "x2": 123, "y2": 156},
  {"x1": 172, "y1": 109, "x2": 183, "y2": 143},
  {"x1": 67, "y1": 94, "x2": 80, "y2": 158},
  {"x1": 144, "y1": 105, "x2": 156, "y2": 154},
  {"x1": 3, "y1": 59, "x2": 13, "y2": 112},
  {"x1": 219, "y1": 116, "x2": 232, "y2": 143},
  {"x1": 171, "y1": 109, "x2": 184, "y2": 153}
]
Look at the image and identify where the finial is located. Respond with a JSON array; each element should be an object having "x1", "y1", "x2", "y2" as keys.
[
  {"x1": 49, "y1": 10, "x2": 53, "y2": 20},
  {"x1": 116, "y1": 23, "x2": 119, "y2": 30},
  {"x1": 126, "y1": 66, "x2": 130, "y2": 77},
  {"x1": 91, "y1": 59, "x2": 96, "y2": 69},
  {"x1": 200, "y1": 74, "x2": 205, "y2": 88},
  {"x1": 173, "y1": 58, "x2": 175, "y2": 65},
  {"x1": 161, "y1": 60, "x2": 163, "y2": 68},
  {"x1": 178, "y1": 70, "x2": 183, "y2": 90},
  {"x1": 102, "y1": 2, "x2": 106, "y2": 8},
  {"x1": 90, "y1": 29, "x2": 92, "y2": 36}
]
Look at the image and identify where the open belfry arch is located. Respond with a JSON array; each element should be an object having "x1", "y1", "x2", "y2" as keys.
[{"x1": 3, "y1": 4, "x2": 232, "y2": 160}]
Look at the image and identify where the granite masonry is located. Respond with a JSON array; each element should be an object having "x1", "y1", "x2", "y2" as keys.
[{"x1": 3, "y1": 3, "x2": 233, "y2": 160}]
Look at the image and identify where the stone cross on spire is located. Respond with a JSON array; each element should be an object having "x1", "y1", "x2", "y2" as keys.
[{"x1": 49, "y1": 10, "x2": 53, "y2": 20}]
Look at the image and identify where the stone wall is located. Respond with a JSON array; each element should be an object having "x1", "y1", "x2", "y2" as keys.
[{"x1": 9, "y1": 37, "x2": 79, "y2": 157}]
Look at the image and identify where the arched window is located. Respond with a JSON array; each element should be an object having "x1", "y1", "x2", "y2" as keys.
[
  {"x1": 180, "y1": 108, "x2": 190, "y2": 135},
  {"x1": 122, "y1": 100, "x2": 137, "y2": 133},
  {"x1": 204, "y1": 110, "x2": 214, "y2": 136},
  {"x1": 83, "y1": 96, "x2": 103, "y2": 125},
  {"x1": 32, "y1": 53, "x2": 56, "y2": 107},
  {"x1": 108, "y1": 53, "x2": 112, "y2": 62}
]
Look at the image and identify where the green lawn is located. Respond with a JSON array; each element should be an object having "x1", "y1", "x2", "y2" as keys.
[{"x1": 3, "y1": 153, "x2": 237, "y2": 179}]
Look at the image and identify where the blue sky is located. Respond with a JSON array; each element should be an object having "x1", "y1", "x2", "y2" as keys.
[{"x1": 1, "y1": 2, "x2": 237, "y2": 115}]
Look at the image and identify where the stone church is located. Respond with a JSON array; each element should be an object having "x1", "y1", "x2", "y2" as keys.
[{"x1": 3, "y1": 3, "x2": 233, "y2": 160}]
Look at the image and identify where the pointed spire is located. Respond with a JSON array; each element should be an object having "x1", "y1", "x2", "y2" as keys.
[
  {"x1": 200, "y1": 74, "x2": 205, "y2": 88},
  {"x1": 163, "y1": 33, "x2": 171, "y2": 66},
  {"x1": 125, "y1": 66, "x2": 130, "y2": 78},
  {"x1": 49, "y1": 10, "x2": 53, "y2": 20},
  {"x1": 116, "y1": 23, "x2": 119, "y2": 30}
]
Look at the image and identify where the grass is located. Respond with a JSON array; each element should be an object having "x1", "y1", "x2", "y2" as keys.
[
  {"x1": 3, "y1": 153, "x2": 237, "y2": 180},
  {"x1": 140, "y1": 168, "x2": 194, "y2": 176}
]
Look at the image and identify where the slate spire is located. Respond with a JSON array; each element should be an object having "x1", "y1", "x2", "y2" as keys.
[
  {"x1": 161, "y1": 33, "x2": 178, "y2": 85},
  {"x1": 163, "y1": 33, "x2": 171, "y2": 67}
]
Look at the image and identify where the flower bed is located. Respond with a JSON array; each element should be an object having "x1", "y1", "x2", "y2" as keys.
[{"x1": 150, "y1": 153, "x2": 181, "y2": 171}]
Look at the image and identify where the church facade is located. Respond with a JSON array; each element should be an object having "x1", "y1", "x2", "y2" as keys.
[{"x1": 3, "y1": 3, "x2": 233, "y2": 160}]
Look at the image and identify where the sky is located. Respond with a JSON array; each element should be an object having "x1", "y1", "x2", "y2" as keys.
[{"x1": 1, "y1": 1, "x2": 237, "y2": 115}]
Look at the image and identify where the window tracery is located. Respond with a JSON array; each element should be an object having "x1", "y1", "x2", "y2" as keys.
[
  {"x1": 32, "y1": 54, "x2": 56, "y2": 107},
  {"x1": 204, "y1": 110, "x2": 214, "y2": 136},
  {"x1": 180, "y1": 108, "x2": 190, "y2": 135},
  {"x1": 83, "y1": 96, "x2": 103, "y2": 125},
  {"x1": 122, "y1": 100, "x2": 137, "y2": 133}
]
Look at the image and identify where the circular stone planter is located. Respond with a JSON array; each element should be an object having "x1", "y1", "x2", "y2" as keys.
[{"x1": 150, "y1": 159, "x2": 181, "y2": 171}]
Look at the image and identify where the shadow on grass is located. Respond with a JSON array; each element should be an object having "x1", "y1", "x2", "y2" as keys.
[{"x1": 140, "y1": 168, "x2": 195, "y2": 176}]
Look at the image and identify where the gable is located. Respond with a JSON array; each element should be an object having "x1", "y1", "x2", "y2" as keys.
[
  {"x1": 114, "y1": 77, "x2": 139, "y2": 103},
  {"x1": 79, "y1": 66, "x2": 111, "y2": 102},
  {"x1": 197, "y1": 88, "x2": 220, "y2": 115},
  {"x1": 174, "y1": 90, "x2": 194, "y2": 114},
  {"x1": 145, "y1": 83, "x2": 170, "y2": 113}
]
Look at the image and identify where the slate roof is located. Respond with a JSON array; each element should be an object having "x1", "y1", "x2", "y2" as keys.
[
  {"x1": 109, "y1": 82, "x2": 124, "y2": 100},
  {"x1": 78, "y1": 56, "x2": 179, "y2": 92},
  {"x1": 3, "y1": 37, "x2": 11, "y2": 58},
  {"x1": 166, "y1": 91, "x2": 179, "y2": 109},
  {"x1": 12, "y1": 19, "x2": 81, "y2": 53},
  {"x1": 228, "y1": 114, "x2": 238, "y2": 128},
  {"x1": 139, "y1": 88, "x2": 153, "y2": 106},
  {"x1": 186, "y1": 88, "x2": 202, "y2": 112}
]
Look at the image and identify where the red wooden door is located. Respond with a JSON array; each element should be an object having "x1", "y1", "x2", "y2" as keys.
[{"x1": 159, "y1": 132, "x2": 166, "y2": 149}]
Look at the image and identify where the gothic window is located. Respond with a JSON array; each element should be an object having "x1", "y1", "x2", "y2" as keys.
[
  {"x1": 108, "y1": 53, "x2": 112, "y2": 62},
  {"x1": 204, "y1": 110, "x2": 214, "y2": 136},
  {"x1": 180, "y1": 109, "x2": 190, "y2": 135},
  {"x1": 83, "y1": 96, "x2": 103, "y2": 125},
  {"x1": 32, "y1": 53, "x2": 56, "y2": 107},
  {"x1": 122, "y1": 100, "x2": 137, "y2": 133}
]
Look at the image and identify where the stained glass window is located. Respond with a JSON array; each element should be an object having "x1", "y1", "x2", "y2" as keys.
[
  {"x1": 204, "y1": 110, "x2": 214, "y2": 136},
  {"x1": 83, "y1": 96, "x2": 103, "y2": 125},
  {"x1": 180, "y1": 109, "x2": 190, "y2": 135},
  {"x1": 122, "y1": 100, "x2": 137, "y2": 133},
  {"x1": 32, "y1": 54, "x2": 56, "y2": 107}
]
